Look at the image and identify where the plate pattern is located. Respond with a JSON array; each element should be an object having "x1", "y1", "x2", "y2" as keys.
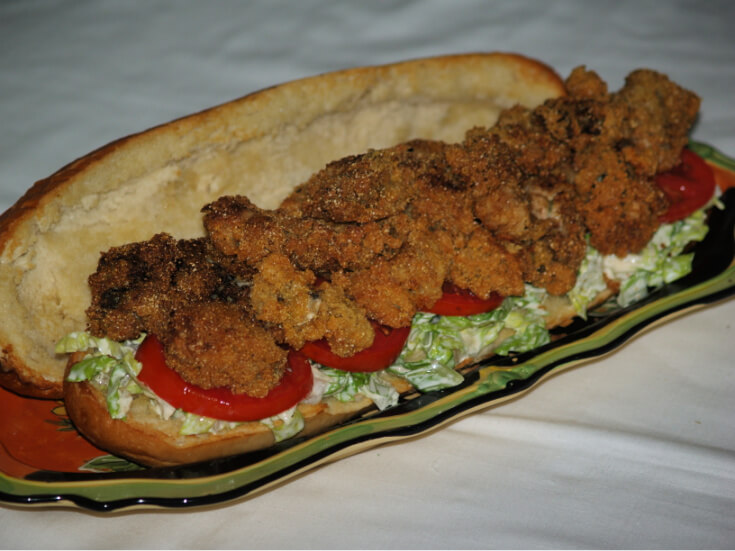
[{"x1": 1, "y1": 141, "x2": 734, "y2": 512}]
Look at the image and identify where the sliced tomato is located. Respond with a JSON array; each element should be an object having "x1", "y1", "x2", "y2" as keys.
[
  {"x1": 135, "y1": 335, "x2": 312, "y2": 422},
  {"x1": 427, "y1": 282, "x2": 504, "y2": 316},
  {"x1": 299, "y1": 322, "x2": 410, "y2": 372},
  {"x1": 656, "y1": 148, "x2": 716, "y2": 223}
]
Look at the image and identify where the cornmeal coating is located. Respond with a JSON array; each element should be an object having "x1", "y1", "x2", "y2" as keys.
[
  {"x1": 249, "y1": 253, "x2": 374, "y2": 356},
  {"x1": 447, "y1": 227, "x2": 526, "y2": 298},
  {"x1": 280, "y1": 143, "x2": 435, "y2": 223},
  {"x1": 86, "y1": 234, "x2": 290, "y2": 397},
  {"x1": 86, "y1": 234, "x2": 249, "y2": 342},
  {"x1": 490, "y1": 66, "x2": 699, "y2": 258},
  {"x1": 614, "y1": 69, "x2": 701, "y2": 175},
  {"x1": 203, "y1": 194, "x2": 406, "y2": 274},
  {"x1": 332, "y1": 229, "x2": 449, "y2": 327},
  {"x1": 86, "y1": 66, "x2": 701, "y2": 394},
  {"x1": 164, "y1": 302, "x2": 287, "y2": 397}
]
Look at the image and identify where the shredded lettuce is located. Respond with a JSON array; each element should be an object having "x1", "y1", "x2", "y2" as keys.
[
  {"x1": 483, "y1": 285, "x2": 550, "y2": 355},
  {"x1": 56, "y1": 332, "x2": 144, "y2": 364},
  {"x1": 177, "y1": 408, "x2": 303, "y2": 440},
  {"x1": 61, "y1": 333, "x2": 145, "y2": 419},
  {"x1": 603, "y1": 210, "x2": 709, "y2": 307},
  {"x1": 388, "y1": 285, "x2": 550, "y2": 391},
  {"x1": 312, "y1": 365, "x2": 400, "y2": 411},
  {"x1": 176, "y1": 412, "x2": 219, "y2": 436},
  {"x1": 386, "y1": 312, "x2": 466, "y2": 391},
  {"x1": 259, "y1": 407, "x2": 305, "y2": 442},
  {"x1": 568, "y1": 244, "x2": 607, "y2": 319}
]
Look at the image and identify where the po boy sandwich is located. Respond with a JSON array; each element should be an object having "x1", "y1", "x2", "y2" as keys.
[{"x1": 0, "y1": 54, "x2": 717, "y2": 467}]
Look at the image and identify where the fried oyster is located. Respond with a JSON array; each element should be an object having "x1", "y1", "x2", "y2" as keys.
[{"x1": 86, "y1": 67, "x2": 699, "y2": 397}]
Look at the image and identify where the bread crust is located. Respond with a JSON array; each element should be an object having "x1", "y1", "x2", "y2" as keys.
[{"x1": 0, "y1": 52, "x2": 565, "y2": 399}]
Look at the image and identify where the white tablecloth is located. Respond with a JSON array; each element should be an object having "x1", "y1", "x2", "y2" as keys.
[{"x1": 2, "y1": 0, "x2": 734, "y2": 548}]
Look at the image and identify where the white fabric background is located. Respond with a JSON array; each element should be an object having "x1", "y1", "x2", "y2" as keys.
[{"x1": 1, "y1": 0, "x2": 734, "y2": 548}]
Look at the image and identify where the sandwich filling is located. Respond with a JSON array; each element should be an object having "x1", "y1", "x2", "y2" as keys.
[{"x1": 59, "y1": 66, "x2": 716, "y2": 440}]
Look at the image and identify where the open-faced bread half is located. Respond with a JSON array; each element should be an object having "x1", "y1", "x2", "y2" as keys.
[{"x1": 0, "y1": 53, "x2": 565, "y2": 399}]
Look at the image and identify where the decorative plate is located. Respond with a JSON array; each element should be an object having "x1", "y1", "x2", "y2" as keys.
[{"x1": 1, "y1": 141, "x2": 734, "y2": 512}]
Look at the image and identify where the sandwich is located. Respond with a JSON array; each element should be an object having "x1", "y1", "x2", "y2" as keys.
[{"x1": 0, "y1": 53, "x2": 717, "y2": 466}]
